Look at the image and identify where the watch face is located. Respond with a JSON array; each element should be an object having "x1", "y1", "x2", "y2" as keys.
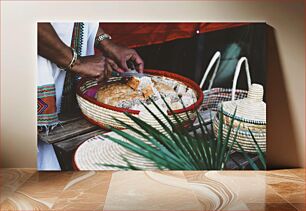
[
  {"x1": 101, "y1": 34, "x2": 111, "y2": 40},
  {"x1": 95, "y1": 34, "x2": 111, "y2": 45}
]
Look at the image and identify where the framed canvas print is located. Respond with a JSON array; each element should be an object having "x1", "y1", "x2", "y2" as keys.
[{"x1": 37, "y1": 22, "x2": 266, "y2": 171}]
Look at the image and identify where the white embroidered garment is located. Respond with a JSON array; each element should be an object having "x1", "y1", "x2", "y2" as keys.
[
  {"x1": 37, "y1": 22, "x2": 98, "y2": 125},
  {"x1": 37, "y1": 22, "x2": 99, "y2": 170}
]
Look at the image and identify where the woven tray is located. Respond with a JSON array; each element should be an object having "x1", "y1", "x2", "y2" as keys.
[
  {"x1": 76, "y1": 69, "x2": 204, "y2": 130},
  {"x1": 74, "y1": 130, "x2": 160, "y2": 170}
]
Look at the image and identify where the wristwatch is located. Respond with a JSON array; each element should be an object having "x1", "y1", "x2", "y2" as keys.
[{"x1": 95, "y1": 33, "x2": 112, "y2": 46}]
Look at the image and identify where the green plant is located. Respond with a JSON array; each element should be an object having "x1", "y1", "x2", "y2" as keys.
[
  {"x1": 234, "y1": 128, "x2": 266, "y2": 170},
  {"x1": 102, "y1": 97, "x2": 266, "y2": 170}
]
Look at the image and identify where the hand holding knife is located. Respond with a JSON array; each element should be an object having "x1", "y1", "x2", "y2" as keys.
[{"x1": 113, "y1": 60, "x2": 147, "y2": 78}]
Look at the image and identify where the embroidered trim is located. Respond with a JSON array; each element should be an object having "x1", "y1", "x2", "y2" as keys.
[
  {"x1": 72, "y1": 22, "x2": 84, "y2": 55},
  {"x1": 37, "y1": 23, "x2": 85, "y2": 128},
  {"x1": 37, "y1": 84, "x2": 59, "y2": 126},
  {"x1": 60, "y1": 22, "x2": 84, "y2": 115}
]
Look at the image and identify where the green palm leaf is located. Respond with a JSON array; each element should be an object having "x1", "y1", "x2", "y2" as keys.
[
  {"x1": 248, "y1": 128, "x2": 266, "y2": 169},
  {"x1": 101, "y1": 96, "x2": 265, "y2": 170}
]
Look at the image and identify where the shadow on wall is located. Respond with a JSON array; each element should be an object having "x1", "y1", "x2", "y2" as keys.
[{"x1": 267, "y1": 25, "x2": 299, "y2": 169}]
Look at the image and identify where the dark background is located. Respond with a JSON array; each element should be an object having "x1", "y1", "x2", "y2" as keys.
[{"x1": 135, "y1": 23, "x2": 266, "y2": 98}]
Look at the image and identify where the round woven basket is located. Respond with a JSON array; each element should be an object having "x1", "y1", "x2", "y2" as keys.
[
  {"x1": 213, "y1": 84, "x2": 266, "y2": 153},
  {"x1": 76, "y1": 69, "x2": 204, "y2": 130},
  {"x1": 213, "y1": 115, "x2": 266, "y2": 152},
  {"x1": 198, "y1": 52, "x2": 250, "y2": 122},
  {"x1": 74, "y1": 130, "x2": 160, "y2": 170}
]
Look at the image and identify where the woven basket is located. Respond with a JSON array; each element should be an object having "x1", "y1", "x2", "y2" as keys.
[
  {"x1": 213, "y1": 116, "x2": 266, "y2": 152},
  {"x1": 76, "y1": 69, "x2": 204, "y2": 130},
  {"x1": 213, "y1": 83, "x2": 266, "y2": 153},
  {"x1": 74, "y1": 130, "x2": 160, "y2": 170},
  {"x1": 198, "y1": 52, "x2": 250, "y2": 121}
]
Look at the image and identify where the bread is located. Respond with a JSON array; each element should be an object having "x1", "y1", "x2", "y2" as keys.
[
  {"x1": 127, "y1": 77, "x2": 140, "y2": 90},
  {"x1": 127, "y1": 76, "x2": 156, "y2": 98},
  {"x1": 142, "y1": 85, "x2": 154, "y2": 98},
  {"x1": 95, "y1": 76, "x2": 197, "y2": 111},
  {"x1": 96, "y1": 83, "x2": 144, "y2": 107}
]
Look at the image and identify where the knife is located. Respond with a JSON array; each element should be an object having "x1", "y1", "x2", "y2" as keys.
[
  {"x1": 120, "y1": 70, "x2": 148, "y2": 78},
  {"x1": 117, "y1": 60, "x2": 148, "y2": 78}
]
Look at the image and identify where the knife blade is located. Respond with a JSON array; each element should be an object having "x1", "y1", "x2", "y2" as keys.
[
  {"x1": 120, "y1": 70, "x2": 148, "y2": 78},
  {"x1": 120, "y1": 60, "x2": 147, "y2": 78}
]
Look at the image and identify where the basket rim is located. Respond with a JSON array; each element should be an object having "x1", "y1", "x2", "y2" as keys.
[
  {"x1": 213, "y1": 115, "x2": 266, "y2": 135},
  {"x1": 76, "y1": 69, "x2": 204, "y2": 115},
  {"x1": 203, "y1": 87, "x2": 249, "y2": 93},
  {"x1": 220, "y1": 108, "x2": 266, "y2": 125}
]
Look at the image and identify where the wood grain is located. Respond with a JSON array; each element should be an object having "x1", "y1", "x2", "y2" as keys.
[{"x1": 38, "y1": 118, "x2": 99, "y2": 144}]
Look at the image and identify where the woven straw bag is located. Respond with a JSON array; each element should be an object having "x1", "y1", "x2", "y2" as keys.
[
  {"x1": 76, "y1": 69, "x2": 204, "y2": 131},
  {"x1": 199, "y1": 52, "x2": 250, "y2": 122},
  {"x1": 212, "y1": 65, "x2": 266, "y2": 153}
]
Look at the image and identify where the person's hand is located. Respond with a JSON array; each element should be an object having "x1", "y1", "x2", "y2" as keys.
[
  {"x1": 71, "y1": 55, "x2": 112, "y2": 82},
  {"x1": 101, "y1": 41, "x2": 144, "y2": 73}
]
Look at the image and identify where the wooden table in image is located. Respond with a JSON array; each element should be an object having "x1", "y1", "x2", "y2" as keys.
[{"x1": 38, "y1": 112, "x2": 260, "y2": 171}]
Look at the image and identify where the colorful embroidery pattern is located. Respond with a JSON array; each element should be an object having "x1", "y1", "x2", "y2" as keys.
[
  {"x1": 72, "y1": 22, "x2": 84, "y2": 55},
  {"x1": 60, "y1": 22, "x2": 84, "y2": 115},
  {"x1": 37, "y1": 84, "x2": 58, "y2": 126},
  {"x1": 37, "y1": 23, "x2": 84, "y2": 127}
]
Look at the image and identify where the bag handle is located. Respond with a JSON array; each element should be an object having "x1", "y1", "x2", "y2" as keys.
[
  {"x1": 199, "y1": 51, "x2": 221, "y2": 90},
  {"x1": 231, "y1": 57, "x2": 252, "y2": 101}
]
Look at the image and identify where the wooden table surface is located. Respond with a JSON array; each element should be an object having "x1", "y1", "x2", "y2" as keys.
[{"x1": 38, "y1": 112, "x2": 105, "y2": 170}]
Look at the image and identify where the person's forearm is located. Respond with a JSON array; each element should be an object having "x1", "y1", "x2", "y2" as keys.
[
  {"x1": 37, "y1": 23, "x2": 73, "y2": 67},
  {"x1": 95, "y1": 27, "x2": 113, "y2": 53}
]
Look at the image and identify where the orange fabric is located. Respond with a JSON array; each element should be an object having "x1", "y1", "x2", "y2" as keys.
[
  {"x1": 100, "y1": 23, "x2": 248, "y2": 48},
  {"x1": 37, "y1": 85, "x2": 58, "y2": 126},
  {"x1": 37, "y1": 96, "x2": 56, "y2": 115}
]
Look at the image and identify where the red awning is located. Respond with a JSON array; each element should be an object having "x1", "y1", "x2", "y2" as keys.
[{"x1": 100, "y1": 23, "x2": 248, "y2": 48}]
